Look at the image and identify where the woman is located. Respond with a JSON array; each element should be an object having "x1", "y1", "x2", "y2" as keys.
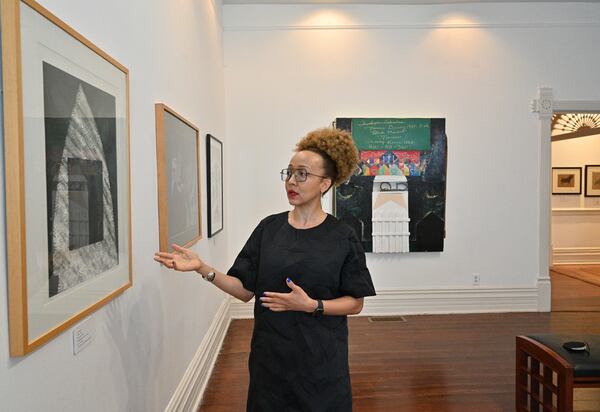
[{"x1": 154, "y1": 127, "x2": 376, "y2": 411}]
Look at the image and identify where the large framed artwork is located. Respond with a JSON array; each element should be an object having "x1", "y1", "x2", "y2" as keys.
[
  {"x1": 1, "y1": 0, "x2": 132, "y2": 356},
  {"x1": 155, "y1": 104, "x2": 202, "y2": 252},
  {"x1": 585, "y1": 165, "x2": 600, "y2": 197},
  {"x1": 206, "y1": 134, "x2": 224, "y2": 237},
  {"x1": 334, "y1": 118, "x2": 447, "y2": 253},
  {"x1": 552, "y1": 167, "x2": 582, "y2": 195}
]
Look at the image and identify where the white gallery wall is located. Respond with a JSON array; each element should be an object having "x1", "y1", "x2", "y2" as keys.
[
  {"x1": 1, "y1": 1, "x2": 600, "y2": 410},
  {"x1": 0, "y1": 0, "x2": 228, "y2": 411},
  {"x1": 223, "y1": 3, "x2": 600, "y2": 311},
  {"x1": 551, "y1": 133, "x2": 600, "y2": 264}
]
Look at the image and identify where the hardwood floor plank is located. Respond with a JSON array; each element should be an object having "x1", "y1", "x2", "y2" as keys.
[
  {"x1": 551, "y1": 265, "x2": 600, "y2": 288},
  {"x1": 551, "y1": 271, "x2": 600, "y2": 312},
  {"x1": 199, "y1": 278, "x2": 600, "y2": 411}
]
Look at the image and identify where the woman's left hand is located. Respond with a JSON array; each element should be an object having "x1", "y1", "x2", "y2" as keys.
[{"x1": 260, "y1": 278, "x2": 316, "y2": 313}]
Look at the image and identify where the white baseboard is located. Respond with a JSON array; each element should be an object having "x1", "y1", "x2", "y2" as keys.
[
  {"x1": 552, "y1": 247, "x2": 600, "y2": 265},
  {"x1": 165, "y1": 298, "x2": 232, "y2": 412},
  {"x1": 229, "y1": 297, "x2": 255, "y2": 319},
  {"x1": 362, "y1": 286, "x2": 540, "y2": 315},
  {"x1": 229, "y1": 286, "x2": 541, "y2": 319},
  {"x1": 537, "y1": 277, "x2": 551, "y2": 312}
]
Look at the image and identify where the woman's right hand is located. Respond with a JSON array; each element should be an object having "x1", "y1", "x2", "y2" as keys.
[{"x1": 154, "y1": 244, "x2": 207, "y2": 273}]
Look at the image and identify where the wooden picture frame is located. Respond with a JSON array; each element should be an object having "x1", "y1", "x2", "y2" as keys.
[
  {"x1": 206, "y1": 134, "x2": 224, "y2": 238},
  {"x1": 585, "y1": 165, "x2": 600, "y2": 197},
  {"x1": 1, "y1": 0, "x2": 132, "y2": 356},
  {"x1": 552, "y1": 167, "x2": 582, "y2": 195},
  {"x1": 155, "y1": 103, "x2": 202, "y2": 252}
]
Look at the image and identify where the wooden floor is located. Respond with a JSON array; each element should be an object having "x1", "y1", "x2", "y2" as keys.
[
  {"x1": 199, "y1": 277, "x2": 600, "y2": 411},
  {"x1": 551, "y1": 268, "x2": 600, "y2": 312},
  {"x1": 551, "y1": 264, "x2": 600, "y2": 288}
]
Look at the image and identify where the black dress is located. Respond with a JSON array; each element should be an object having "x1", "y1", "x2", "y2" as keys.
[{"x1": 228, "y1": 212, "x2": 376, "y2": 412}]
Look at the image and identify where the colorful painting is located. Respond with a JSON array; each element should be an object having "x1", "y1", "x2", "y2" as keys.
[
  {"x1": 359, "y1": 150, "x2": 422, "y2": 176},
  {"x1": 334, "y1": 118, "x2": 447, "y2": 253}
]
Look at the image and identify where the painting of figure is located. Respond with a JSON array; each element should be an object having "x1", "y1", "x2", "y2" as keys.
[
  {"x1": 165, "y1": 112, "x2": 200, "y2": 247},
  {"x1": 156, "y1": 104, "x2": 201, "y2": 252},
  {"x1": 552, "y1": 167, "x2": 581, "y2": 195},
  {"x1": 557, "y1": 174, "x2": 575, "y2": 188},
  {"x1": 584, "y1": 165, "x2": 600, "y2": 197},
  {"x1": 592, "y1": 172, "x2": 600, "y2": 190}
]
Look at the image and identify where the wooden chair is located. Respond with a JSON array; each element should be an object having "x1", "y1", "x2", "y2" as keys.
[{"x1": 516, "y1": 335, "x2": 600, "y2": 412}]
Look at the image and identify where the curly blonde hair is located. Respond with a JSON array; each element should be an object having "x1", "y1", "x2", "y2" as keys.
[{"x1": 295, "y1": 128, "x2": 359, "y2": 186}]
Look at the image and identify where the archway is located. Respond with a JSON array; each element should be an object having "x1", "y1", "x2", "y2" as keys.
[{"x1": 532, "y1": 87, "x2": 600, "y2": 310}]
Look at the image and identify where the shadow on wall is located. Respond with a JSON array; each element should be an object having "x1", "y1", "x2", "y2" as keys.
[{"x1": 105, "y1": 281, "x2": 165, "y2": 411}]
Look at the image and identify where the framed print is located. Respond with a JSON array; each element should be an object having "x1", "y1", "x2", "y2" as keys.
[
  {"x1": 155, "y1": 104, "x2": 202, "y2": 252},
  {"x1": 1, "y1": 0, "x2": 131, "y2": 356},
  {"x1": 552, "y1": 167, "x2": 582, "y2": 195},
  {"x1": 206, "y1": 134, "x2": 224, "y2": 237},
  {"x1": 334, "y1": 117, "x2": 447, "y2": 253},
  {"x1": 585, "y1": 165, "x2": 600, "y2": 197}
]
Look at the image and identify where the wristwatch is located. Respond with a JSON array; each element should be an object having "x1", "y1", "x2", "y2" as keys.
[
  {"x1": 312, "y1": 299, "x2": 324, "y2": 317},
  {"x1": 204, "y1": 271, "x2": 216, "y2": 282}
]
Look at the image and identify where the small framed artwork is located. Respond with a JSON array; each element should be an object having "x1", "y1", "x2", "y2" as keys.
[
  {"x1": 552, "y1": 167, "x2": 582, "y2": 195},
  {"x1": 585, "y1": 165, "x2": 600, "y2": 197},
  {"x1": 1, "y1": 0, "x2": 132, "y2": 355},
  {"x1": 155, "y1": 104, "x2": 202, "y2": 252},
  {"x1": 206, "y1": 134, "x2": 224, "y2": 237}
]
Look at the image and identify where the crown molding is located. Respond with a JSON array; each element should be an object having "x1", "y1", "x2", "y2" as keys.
[
  {"x1": 224, "y1": 20, "x2": 600, "y2": 31},
  {"x1": 224, "y1": 0, "x2": 600, "y2": 4}
]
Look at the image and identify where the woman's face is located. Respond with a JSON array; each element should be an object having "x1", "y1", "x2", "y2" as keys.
[{"x1": 285, "y1": 150, "x2": 332, "y2": 207}]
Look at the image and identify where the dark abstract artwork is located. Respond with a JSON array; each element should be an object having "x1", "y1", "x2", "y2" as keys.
[
  {"x1": 334, "y1": 118, "x2": 448, "y2": 253},
  {"x1": 44, "y1": 62, "x2": 119, "y2": 297},
  {"x1": 207, "y1": 134, "x2": 224, "y2": 237}
]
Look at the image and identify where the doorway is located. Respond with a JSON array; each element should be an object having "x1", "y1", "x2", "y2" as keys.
[{"x1": 549, "y1": 111, "x2": 600, "y2": 311}]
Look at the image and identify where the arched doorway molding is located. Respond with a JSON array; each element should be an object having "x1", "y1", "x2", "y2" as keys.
[{"x1": 531, "y1": 87, "x2": 600, "y2": 311}]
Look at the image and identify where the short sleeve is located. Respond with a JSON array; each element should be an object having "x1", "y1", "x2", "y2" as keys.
[
  {"x1": 227, "y1": 218, "x2": 266, "y2": 293},
  {"x1": 339, "y1": 230, "x2": 376, "y2": 298}
]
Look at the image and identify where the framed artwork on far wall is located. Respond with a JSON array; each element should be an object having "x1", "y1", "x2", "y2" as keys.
[
  {"x1": 333, "y1": 117, "x2": 447, "y2": 253},
  {"x1": 552, "y1": 167, "x2": 582, "y2": 195},
  {"x1": 585, "y1": 165, "x2": 600, "y2": 197},
  {"x1": 155, "y1": 103, "x2": 202, "y2": 252},
  {"x1": 206, "y1": 134, "x2": 224, "y2": 237},
  {"x1": 1, "y1": 0, "x2": 132, "y2": 356}
]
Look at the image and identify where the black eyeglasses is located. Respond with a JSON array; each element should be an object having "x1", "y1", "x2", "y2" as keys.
[{"x1": 280, "y1": 168, "x2": 327, "y2": 182}]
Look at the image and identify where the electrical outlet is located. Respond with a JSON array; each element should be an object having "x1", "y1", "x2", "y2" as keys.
[{"x1": 472, "y1": 273, "x2": 480, "y2": 286}]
